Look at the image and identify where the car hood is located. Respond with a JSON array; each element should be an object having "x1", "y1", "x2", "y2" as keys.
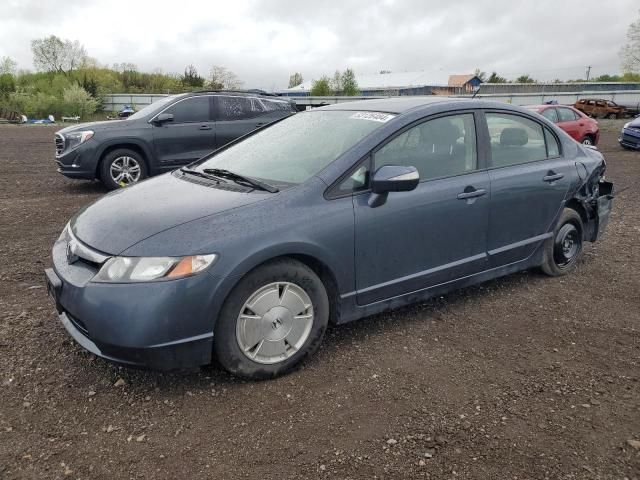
[
  {"x1": 70, "y1": 172, "x2": 271, "y2": 255},
  {"x1": 626, "y1": 116, "x2": 640, "y2": 128},
  {"x1": 56, "y1": 119, "x2": 138, "y2": 135}
]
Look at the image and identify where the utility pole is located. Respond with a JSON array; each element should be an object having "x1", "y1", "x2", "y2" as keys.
[{"x1": 585, "y1": 65, "x2": 592, "y2": 82}]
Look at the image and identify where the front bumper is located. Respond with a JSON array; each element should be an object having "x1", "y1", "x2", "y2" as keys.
[
  {"x1": 44, "y1": 234, "x2": 224, "y2": 370},
  {"x1": 619, "y1": 129, "x2": 640, "y2": 150},
  {"x1": 55, "y1": 141, "x2": 100, "y2": 179}
]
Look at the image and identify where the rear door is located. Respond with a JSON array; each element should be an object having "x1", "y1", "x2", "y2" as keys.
[
  {"x1": 151, "y1": 95, "x2": 216, "y2": 169},
  {"x1": 483, "y1": 111, "x2": 573, "y2": 267},
  {"x1": 556, "y1": 107, "x2": 581, "y2": 141},
  {"x1": 212, "y1": 96, "x2": 289, "y2": 148}
]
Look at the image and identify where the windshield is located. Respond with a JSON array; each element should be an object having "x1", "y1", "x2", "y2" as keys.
[
  {"x1": 195, "y1": 110, "x2": 394, "y2": 185},
  {"x1": 127, "y1": 95, "x2": 178, "y2": 120}
]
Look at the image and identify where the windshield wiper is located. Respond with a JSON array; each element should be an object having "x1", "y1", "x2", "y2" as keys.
[
  {"x1": 180, "y1": 167, "x2": 225, "y2": 182},
  {"x1": 202, "y1": 168, "x2": 279, "y2": 193}
]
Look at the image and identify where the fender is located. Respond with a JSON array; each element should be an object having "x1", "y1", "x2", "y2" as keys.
[
  {"x1": 206, "y1": 241, "x2": 347, "y2": 326},
  {"x1": 95, "y1": 137, "x2": 155, "y2": 174}
]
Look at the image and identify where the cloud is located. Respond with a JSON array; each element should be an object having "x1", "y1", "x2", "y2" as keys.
[{"x1": 0, "y1": 0, "x2": 636, "y2": 89}]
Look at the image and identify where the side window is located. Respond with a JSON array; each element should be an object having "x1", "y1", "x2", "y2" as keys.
[
  {"x1": 557, "y1": 108, "x2": 577, "y2": 122},
  {"x1": 262, "y1": 99, "x2": 295, "y2": 113},
  {"x1": 544, "y1": 128, "x2": 560, "y2": 157},
  {"x1": 541, "y1": 108, "x2": 558, "y2": 123},
  {"x1": 374, "y1": 113, "x2": 477, "y2": 181},
  {"x1": 164, "y1": 97, "x2": 210, "y2": 123},
  {"x1": 486, "y1": 113, "x2": 550, "y2": 167},
  {"x1": 218, "y1": 96, "x2": 252, "y2": 121},
  {"x1": 334, "y1": 161, "x2": 371, "y2": 196}
]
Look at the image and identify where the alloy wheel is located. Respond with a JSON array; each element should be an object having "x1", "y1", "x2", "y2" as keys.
[{"x1": 110, "y1": 156, "x2": 141, "y2": 186}]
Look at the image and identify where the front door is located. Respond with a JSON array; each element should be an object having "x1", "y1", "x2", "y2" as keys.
[
  {"x1": 152, "y1": 95, "x2": 216, "y2": 170},
  {"x1": 353, "y1": 112, "x2": 490, "y2": 305},
  {"x1": 483, "y1": 111, "x2": 574, "y2": 266}
]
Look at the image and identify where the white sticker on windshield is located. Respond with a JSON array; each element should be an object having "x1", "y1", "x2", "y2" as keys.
[{"x1": 350, "y1": 112, "x2": 395, "y2": 123}]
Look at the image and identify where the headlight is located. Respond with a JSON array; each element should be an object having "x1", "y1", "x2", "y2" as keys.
[
  {"x1": 93, "y1": 254, "x2": 218, "y2": 283},
  {"x1": 64, "y1": 130, "x2": 94, "y2": 151}
]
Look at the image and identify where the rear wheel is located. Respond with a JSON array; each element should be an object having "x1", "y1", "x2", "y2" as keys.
[
  {"x1": 581, "y1": 135, "x2": 594, "y2": 146},
  {"x1": 214, "y1": 258, "x2": 329, "y2": 379},
  {"x1": 100, "y1": 148, "x2": 148, "y2": 190},
  {"x1": 541, "y1": 208, "x2": 584, "y2": 277}
]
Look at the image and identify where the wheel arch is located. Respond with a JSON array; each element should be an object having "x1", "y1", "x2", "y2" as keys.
[
  {"x1": 214, "y1": 248, "x2": 344, "y2": 327},
  {"x1": 96, "y1": 141, "x2": 152, "y2": 179},
  {"x1": 564, "y1": 199, "x2": 588, "y2": 237}
]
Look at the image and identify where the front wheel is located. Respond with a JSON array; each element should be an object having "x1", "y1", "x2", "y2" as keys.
[
  {"x1": 540, "y1": 208, "x2": 584, "y2": 277},
  {"x1": 100, "y1": 148, "x2": 148, "y2": 190},
  {"x1": 581, "y1": 136, "x2": 594, "y2": 146},
  {"x1": 214, "y1": 258, "x2": 329, "y2": 379}
]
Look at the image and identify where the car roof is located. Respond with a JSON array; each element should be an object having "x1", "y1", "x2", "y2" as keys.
[
  {"x1": 524, "y1": 104, "x2": 576, "y2": 109},
  {"x1": 177, "y1": 90, "x2": 286, "y2": 99},
  {"x1": 316, "y1": 97, "x2": 542, "y2": 116},
  {"x1": 317, "y1": 96, "x2": 466, "y2": 114}
]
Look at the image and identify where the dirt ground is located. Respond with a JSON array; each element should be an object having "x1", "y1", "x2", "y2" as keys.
[{"x1": 0, "y1": 120, "x2": 638, "y2": 480}]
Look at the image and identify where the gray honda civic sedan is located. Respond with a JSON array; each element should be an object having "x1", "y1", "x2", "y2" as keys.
[{"x1": 45, "y1": 98, "x2": 613, "y2": 379}]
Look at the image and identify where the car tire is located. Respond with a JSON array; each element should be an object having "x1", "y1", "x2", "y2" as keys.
[
  {"x1": 214, "y1": 258, "x2": 329, "y2": 380},
  {"x1": 540, "y1": 208, "x2": 584, "y2": 277},
  {"x1": 581, "y1": 136, "x2": 595, "y2": 146},
  {"x1": 100, "y1": 148, "x2": 148, "y2": 190}
]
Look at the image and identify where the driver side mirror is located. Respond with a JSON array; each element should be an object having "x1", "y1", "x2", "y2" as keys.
[
  {"x1": 368, "y1": 165, "x2": 419, "y2": 207},
  {"x1": 154, "y1": 113, "x2": 174, "y2": 124}
]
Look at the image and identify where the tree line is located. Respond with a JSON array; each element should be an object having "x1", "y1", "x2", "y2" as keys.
[
  {"x1": 287, "y1": 69, "x2": 360, "y2": 96},
  {"x1": 0, "y1": 35, "x2": 244, "y2": 118}
]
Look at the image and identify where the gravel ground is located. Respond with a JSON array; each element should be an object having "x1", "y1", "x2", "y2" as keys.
[{"x1": 0, "y1": 120, "x2": 638, "y2": 480}]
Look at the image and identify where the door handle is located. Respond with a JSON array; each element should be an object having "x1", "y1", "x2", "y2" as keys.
[
  {"x1": 255, "y1": 123, "x2": 265, "y2": 127},
  {"x1": 199, "y1": 125, "x2": 212, "y2": 130},
  {"x1": 457, "y1": 188, "x2": 487, "y2": 200},
  {"x1": 543, "y1": 172, "x2": 564, "y2": 183}
]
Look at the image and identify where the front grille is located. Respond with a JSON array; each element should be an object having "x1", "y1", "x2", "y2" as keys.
[{"x1": 55, "y1": 134, "x2": 65, "y2": 156}]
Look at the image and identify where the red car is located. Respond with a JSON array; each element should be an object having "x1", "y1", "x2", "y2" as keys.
[{"x1": 526, "y1": 105, "x2": 600, "y2": 146}]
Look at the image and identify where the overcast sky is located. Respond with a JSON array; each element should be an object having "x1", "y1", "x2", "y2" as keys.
[{"x1": 1, "y1": 0, "x2": 637, "y2": 90}]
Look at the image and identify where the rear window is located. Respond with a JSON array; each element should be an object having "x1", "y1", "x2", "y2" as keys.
[{"x1": 217, "y1": 96, "x2": 295, "y2": 121}]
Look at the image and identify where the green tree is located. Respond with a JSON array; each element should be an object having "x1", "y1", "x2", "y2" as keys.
[
  {"x1": 181, "y1": 64, "x2": 204, "y2": 88},
  {"x1": 62, "y1": 84, "x2": 98, "y2": 117},
  {"x1": 487, "y1": 72, "x2": 507, "y2": 83},
  {"x1": 594, "y1": 74, "x2": 622, "y2": 82},
  {"x1": 621, "y1": 71, "x2": 640, "y2": 81},
  {"x1": 288, "y1": 72, "x2": 303, "y2": 88},
  {"x1": 31, "y1": 35, "x2": 87, "y2": 75},
  {"x1": 341, "y1": 68, "x2": 359, "y2": 96},
  {"x1": 331, "y1": 70, "x2": 342, "y2": 94},
  {"x1": 621, "y1": 11, "x2": 640, "y2": 72},
  {"x1": 0, "y1": 74, "x2": 16, "y2": 96},
  {"x1": 474, "y1": 68, "x2": 487, "y2": 82},
  {"x1": 310, "y1": 76, "x2": 332, "y2": 96},
  {"x1": 0, "y1": 56, "x2": 17, "y2": 75},
  {"x1": 515, "y1": 74, "x2": 536, "y2": 83}
]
